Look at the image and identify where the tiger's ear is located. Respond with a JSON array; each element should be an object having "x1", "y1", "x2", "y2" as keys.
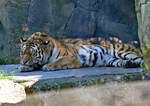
[{"x1": 20, "y1": 37, "x2": 27, "y2": 43}]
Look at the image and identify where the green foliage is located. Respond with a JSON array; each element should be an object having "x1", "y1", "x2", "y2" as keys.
[
  {"x1": 0, "y1": 70, "x2": 16, "y2": 82},
  {"x1": 0, "y1": 58, "x2": 7, "y2": 65},
  {"x1": 0, "y1": 58, "x2": 18, "y2": 65}
]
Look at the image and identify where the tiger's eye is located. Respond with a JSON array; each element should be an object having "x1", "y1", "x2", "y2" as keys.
[{"x1": 43, "y1": 41, "x2": 49, "y2": 45}]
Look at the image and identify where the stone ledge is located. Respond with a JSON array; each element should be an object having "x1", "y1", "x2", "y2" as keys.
[
  {"x1": 11, "y1": 81, "x2": 150, "y2": 106},
  {"x1": 0, "y1": 65, "x2": 145, "y2": 93},
  {"x1": 0, "y1": 65, "x2": 142, "y2": 81}
]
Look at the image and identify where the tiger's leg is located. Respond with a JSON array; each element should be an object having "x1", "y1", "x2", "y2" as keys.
[
  {"x1": 42, "y1": 56, "x2": 82, "y2": 71},
  {"x1": 104, "y1": 55, "x2": 141, "y2": 68}
]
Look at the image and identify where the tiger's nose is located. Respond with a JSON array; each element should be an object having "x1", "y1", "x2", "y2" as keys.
[
  {"x1": 20, "y1": 59, "x2": 28, "y2": 65},
  {"x1": 20, "y1": 55, "x2": 30, "y2": 65},
  {"x1": 20, "y1": 60, "x2": 24, "y2": 65}
]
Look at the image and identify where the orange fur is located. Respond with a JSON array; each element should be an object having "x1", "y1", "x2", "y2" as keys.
[{"x1": 20, "y1": 32, "x2": 143, "y2": 72}]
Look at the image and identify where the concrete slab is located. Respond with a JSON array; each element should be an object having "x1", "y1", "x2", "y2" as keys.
[
  {"x1": 0, "y1": 64, "x2": 142, "y2": 81},
  {"x1": 0, "y1": 65, "x2": 144, "y2": 93}
]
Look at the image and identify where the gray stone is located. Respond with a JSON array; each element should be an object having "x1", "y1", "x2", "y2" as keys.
[
  {"x1": 135, "y1": 0, "x2": 150, "y2": 45},
  {"x1": 64, "y1": 7, "x2": 97, "y2": 38},
  {"x1": 0, "y1": 80, "x2": 26, "y2": 105},
  {"x1": 0, "y1": 0, "x2": 30, "y2": 59},
  {"x1": 25, "y1": 0, "x2": 74, "y2": 37},
  {"x1": 0, "y1": 64, "x2": 143, "y2": 93},
  {"x1": 0, "y1": 0, "x2": 139, "y2": 60},
  {"x1": 135, "y1": 0, "x2": 150, "y2": 72},
  {"x1": 0, "y1": 64, "x2": 142, "y2": 81},
  {"x1": 12, "y1": 81, "x2": 150, "y2": 106},
  {"x1": 96, "y1": 0, "x2": 138, "y2": 42}
]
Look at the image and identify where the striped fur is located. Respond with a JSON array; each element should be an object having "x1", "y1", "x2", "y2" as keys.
[{"x1": 20, "y1": 32, "x2": 143, "y2": 72}]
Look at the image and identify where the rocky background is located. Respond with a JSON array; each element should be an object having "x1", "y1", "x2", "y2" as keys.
[
  {"x1": 135, "y1": 0, "x2": 150, "y2": 72},
  {"x1": 0, "y1": 0, "x2": 138, "y2": 63}
]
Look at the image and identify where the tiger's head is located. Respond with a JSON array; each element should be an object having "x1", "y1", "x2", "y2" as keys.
[{"x1": 20, "y1": 32, "x2": 54, "y2": 68}]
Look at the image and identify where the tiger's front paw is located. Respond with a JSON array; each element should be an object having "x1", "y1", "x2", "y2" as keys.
[
  {"x1": 42, "y1": 65, "x2": 56, "y2": 72},
  {"x1": 19, "y1": 65, "x2": 34, "y2": 72}
]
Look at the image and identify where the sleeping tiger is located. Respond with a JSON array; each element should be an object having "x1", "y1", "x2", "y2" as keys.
[{"x1": 20, "y1": 32, "x2": 143, "y2": 72}]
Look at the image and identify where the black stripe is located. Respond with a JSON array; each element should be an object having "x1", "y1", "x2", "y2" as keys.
[
  {"x1": 117, "y1": 61, "x2": 120, "y2": 67},
  {"x1": 80, "y1": 45, "x2": 86, "y2": 49},
  {"x1": 107, "y1": 60, "x2": 114, "y2": 66},
  {"x1": 89, "y1": 51, "x2": 92, "y2": 65},
  {"x1": 118, "y1": 44, "x2": 124, "y2": 52},
  {"x1": 124, "y1": 46, "x2": 131, "y2": 52},
  {"x1": 65, "y1": 50, "x2": 68, "y2": 56},
  {"x1": 63, "y1": 50, "x2": 67, "y2": 56},
  {"x1": 50, "y1": 49, "x2": 53, "y2": 57},
  {"x1": 104, "y1": 47, "x2": 108, "y2": 54},
  {"x1": 100, "y1": 47, "x2": 105, "y2": 54},
  {"x1": 56, "y1": 50, "x2": 61, "y2": 59},
  {"x1": 92, "y1": 52, "x2": 98, "y2": 66},
  {"x1": 118, "y1": 52, "x2": 125, "y2": 60},
  {"x1": 132, "y1": 57, "x2": 141, "y2": 61},
  {"x1": 40, "y1": 49, "x2": 43, "y2": 62},
  {"x1": 107, "y1": 58, "x2": 117, "y2": 66},
  {"x1": 47, "y1": 49, "x2": 52, "y2": 61},
  {"x1": 124, "y1": 52, "x2": 131, "y2": 59},
  {"x1": 119, "y1": 48, "x2": 124, "y2": 52},
  {"x1": 99, "y1": 51, "x2": 103, "y2": 60},
  {"x1": 71, "y1": 47, "x2": 77, "y2": 55},
  {"x1": 81, "y1": 55, "x2": 86, "y2": 67},
  {"x1": 113, "y1": 44, "x2": 116, "y2": 57},
  {"x1": 38, "y1": 49, "x2": 41, "y2": 58},
  {"x1": 80, "y1": 45, "x2": 88, "y2": 51},
  {"x1": 110, "y1": 58, "x2": 118, "y2": 66},
  {"x1": 74, "y1": 49, "x2": 78, "y2": 54},
  {"x1": 48, "y1": 44, "x2": 54, "y2": 60}
]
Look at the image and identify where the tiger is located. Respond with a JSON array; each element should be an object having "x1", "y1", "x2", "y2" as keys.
[{"x1": 20, "y1": 32, "x2": 143, "y2": 72}]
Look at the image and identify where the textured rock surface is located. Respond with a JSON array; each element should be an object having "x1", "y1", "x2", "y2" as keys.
[
  {"x1": 0, "y1": 0, "x2": 29, "y2": 62},
  {"x1": 9, "y1": 81, "x2": 150, "y2": 106},
  {"x1": 0, "y1": 64, "x2": 142, "y2": 81},
  {"x1": 0, "y1": 80, "x2": 26, "y2": 105},
  {"x1": 0, "y1": 65, "x2": 143, "y2": 93},
  {"x1": 135, "y1": 0, "x2": 150, "y2": 72},
  {"x1": 0, "y1": 0, "x2": 138, "y2": 61}
]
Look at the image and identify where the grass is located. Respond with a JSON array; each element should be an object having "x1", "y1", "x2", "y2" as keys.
[
  {"x1": 0, "y1": 70, "x2": 16, "y2": 82},
  {"x1": 0, "y1": 58, "x2": 18, "y2": 65},
  {"x1": 0, "y1": 58, "x2": 7, "y2": 65}
]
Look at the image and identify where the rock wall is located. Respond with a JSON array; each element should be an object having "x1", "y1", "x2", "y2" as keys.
[
  {"x1": 10, "y1": 81, "x2": 150, "y2": 106},
  {"x1": 0, "y1": 0, "x2": 138, "y2": 62},
  {"x1": 135, "y1": 0, "x2": 150, "y2": 72}
]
